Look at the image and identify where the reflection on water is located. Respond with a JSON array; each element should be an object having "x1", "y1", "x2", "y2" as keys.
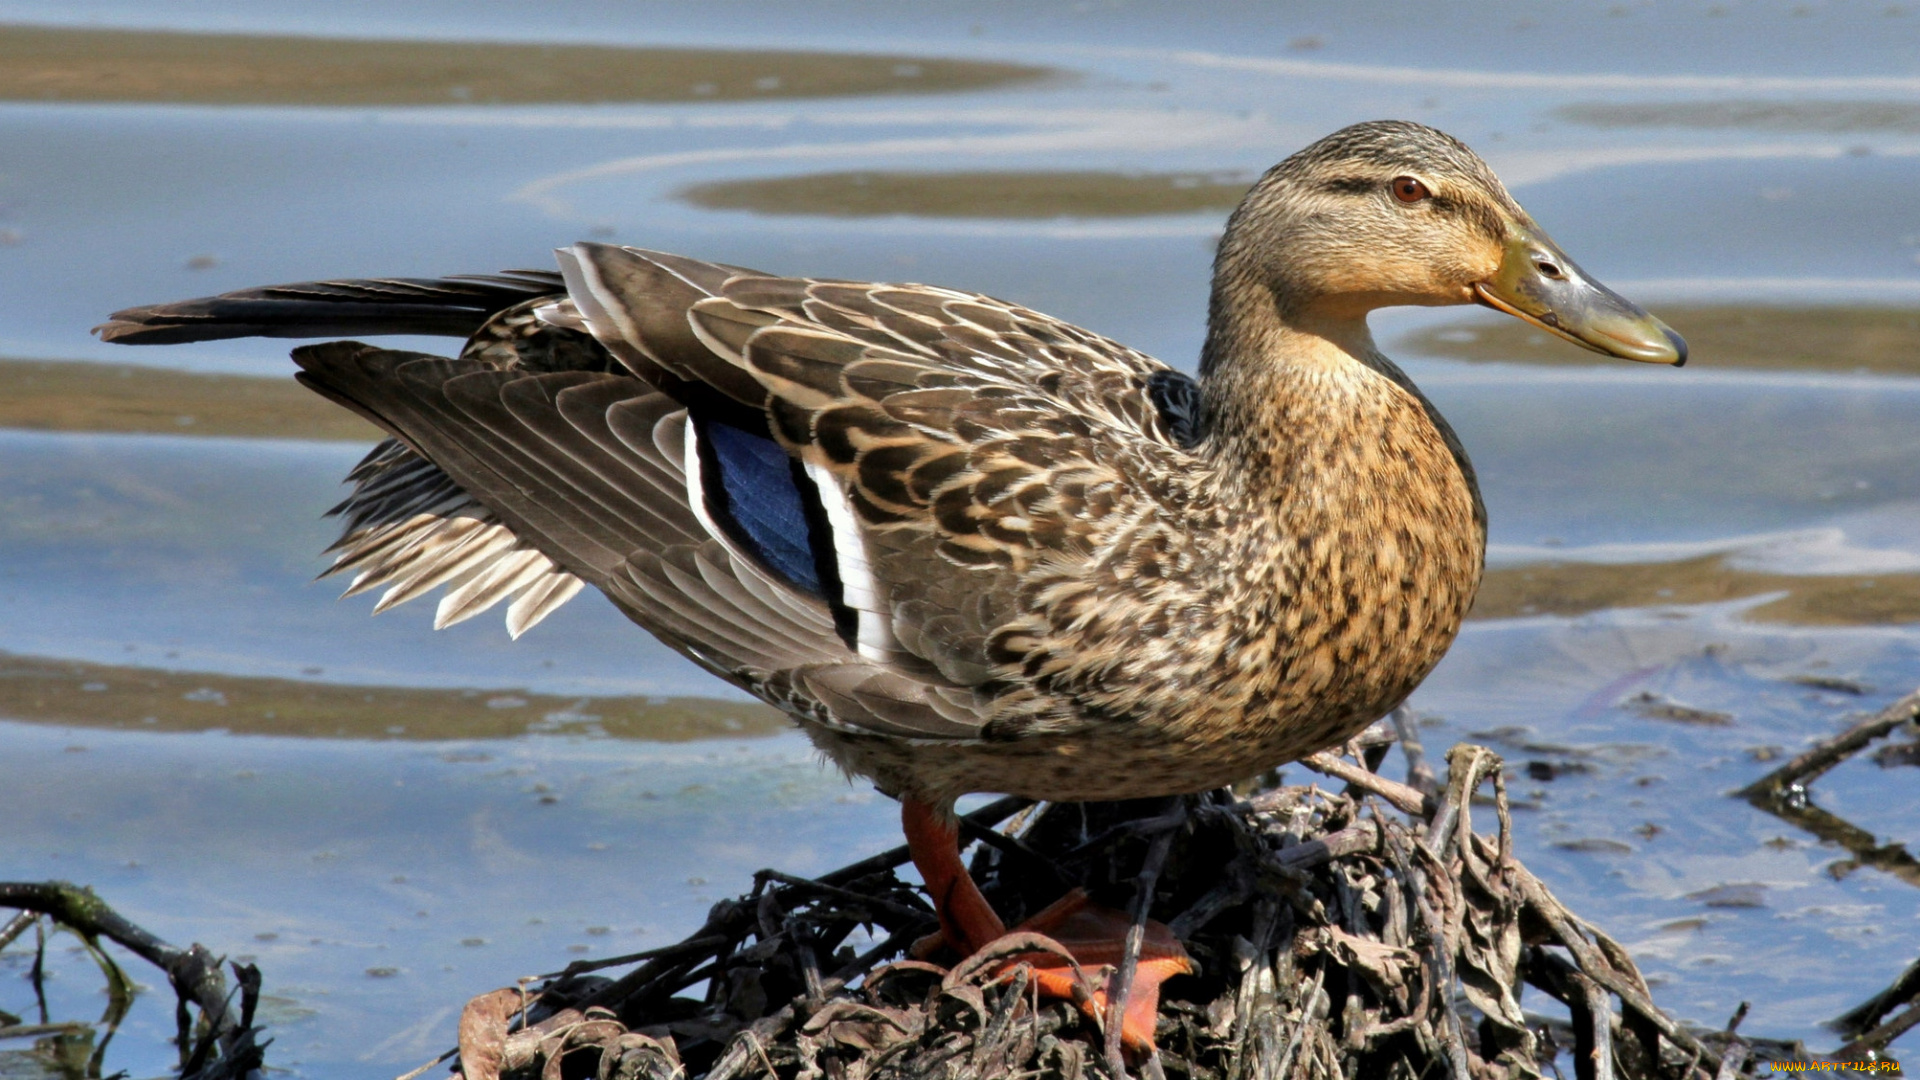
[
  {"x1": 1404, "y1": 304, "x2": 1920, "y2": 374},
  {"x1": 0, "y1": 24, "x2": 1053, "y2": 106},
  {"x1": 679, "y1": 170, "x2": 1253, "y2": 219},
  {"x1": 2, "y1": 0, "x2": 1919, "y2": 1070},
  {"x1": 0, "y1": 1027, "x2": 101, "y2": 1080}
]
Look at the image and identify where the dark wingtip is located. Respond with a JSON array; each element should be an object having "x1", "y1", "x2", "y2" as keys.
[
  {"x1": 91, "y1": 274, "x2": 571, "y2": 347},
  {"x1": 93, "y1": 310, "x2": 155, "y2": 344},
  {"x1": 1664, "y1": 327, "x2": 1688, "y2": 368},
  {"x1": 93, "y1": 307, "x2": 181, "y2": 343}
]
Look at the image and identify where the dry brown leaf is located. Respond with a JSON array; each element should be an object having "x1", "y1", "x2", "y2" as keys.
[
  {"x1": 802, "y1": 1000, "x2": 920, "y2": 1053},
  {"x1": 456, "y1": 987, "x2": 526, "y2": 1080},
  {"x1": 1316, "y1": 925, "x2": 1416, "y2": 994}
]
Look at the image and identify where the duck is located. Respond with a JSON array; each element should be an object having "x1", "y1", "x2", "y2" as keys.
[{"x1": 96, "y1": 120, "x2": 1683, "y2": 1052}]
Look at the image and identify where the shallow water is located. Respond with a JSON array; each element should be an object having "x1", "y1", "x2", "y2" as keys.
[{"x1": 2, "y1": 1, "x2": 1919, "y2": 1074}]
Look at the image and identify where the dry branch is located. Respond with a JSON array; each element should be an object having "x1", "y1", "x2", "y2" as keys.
[
  {"x1": 1735, "y1": 684, "x2": 1920, "y2": 1058},
  {"x1": 1738, "y1": 687, "x2": 1920, "y2": 802},
  {"x1": 0, "y1": 880, "x2": 266, "y2": 1080}
]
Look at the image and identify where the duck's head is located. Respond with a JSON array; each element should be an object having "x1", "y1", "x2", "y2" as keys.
[{"x1": 1218, "y1": 119, "x2": 1685, "y2": 365}]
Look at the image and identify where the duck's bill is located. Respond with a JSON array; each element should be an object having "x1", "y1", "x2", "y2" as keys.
[{"x1": 1473, "y1": 226, "x2": 1687, "y2": 366}]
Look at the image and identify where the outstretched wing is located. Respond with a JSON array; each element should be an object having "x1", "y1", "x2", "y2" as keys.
[
  {"x1": 290, "y1": 341, "x2": 991, "y2": 741},
  {"x1": 99, "y1": 243, "x2": 1212, "y2": 744}
]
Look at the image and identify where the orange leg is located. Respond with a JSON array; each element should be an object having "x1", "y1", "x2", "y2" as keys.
[{"x1": 901, "y1": 799, "x2": 1192, "y2": 1051}]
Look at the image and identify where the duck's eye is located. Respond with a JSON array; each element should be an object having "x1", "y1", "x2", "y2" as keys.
[{"x1": 1391, "y1": 176, "x2": 1431, "y2": 204}]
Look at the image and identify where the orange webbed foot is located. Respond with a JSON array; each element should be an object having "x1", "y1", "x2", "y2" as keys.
[
  {"x1": 901, "y1": 800, "x2": 1193, "y2": 1053},
  {"x1": 1011, "y1": 888, "x2": 1193, "y2": 1050}
]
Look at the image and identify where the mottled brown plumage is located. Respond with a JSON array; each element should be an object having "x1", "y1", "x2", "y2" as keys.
[{"x1": 94, "y1": 121, "x2": 1685, "y2": 815}]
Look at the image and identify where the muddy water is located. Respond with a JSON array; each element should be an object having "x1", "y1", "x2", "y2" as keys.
[{"x1": 2, "y1": 2, "x2": 1919, "y2": 1075}]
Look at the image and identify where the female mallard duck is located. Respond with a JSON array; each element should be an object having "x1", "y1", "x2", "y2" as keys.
[{"x1": 98, "y1": 120, "x2": 1682, "y2": 1049}]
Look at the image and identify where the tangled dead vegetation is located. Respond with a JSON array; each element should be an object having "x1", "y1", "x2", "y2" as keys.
[
  {"x1": 434, "y1": 726, "x2": 1804, "y2": 1080},
  {"x1": 23, "y1": 695, "x2": 1920, "y2": 1080}
]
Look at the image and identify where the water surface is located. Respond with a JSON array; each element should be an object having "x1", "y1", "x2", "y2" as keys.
[{"x1": 3, "y1": 1, "x2": 1918, "y2": 1073}]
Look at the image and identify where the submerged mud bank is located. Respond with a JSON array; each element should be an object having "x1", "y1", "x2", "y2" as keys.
[
  {"x1": 0, "y1": 651, "x2": 783, "y2": 742},
  {"x1": 0, "y1": 25, "x2": 1053, "y2": 107}
]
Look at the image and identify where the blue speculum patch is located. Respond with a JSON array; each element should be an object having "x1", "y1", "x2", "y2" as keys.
[{"x1": 698, "y1": 416, "x2": 824, "y2": 595}]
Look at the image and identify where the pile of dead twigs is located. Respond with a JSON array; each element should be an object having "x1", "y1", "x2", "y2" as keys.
[{"x1": 432, "y1": 728, "x2": 1805, "y2": 1080}]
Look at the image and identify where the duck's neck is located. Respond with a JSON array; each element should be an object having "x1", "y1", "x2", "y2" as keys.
[
  {"x1": 1196, "y1": 265, "x2": 1484, "y2": 525},
  {"x1": 1198, "y1": 271, "x2": 1377, "y2": 472}
]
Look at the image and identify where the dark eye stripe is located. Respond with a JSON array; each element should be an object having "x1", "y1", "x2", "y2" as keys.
[
  {"x1": 1320, "y1": 177, "x2": 1376, "y2": 195},
  {"x1": 1318, "y1": 175, "x2": 1502, "y2": 238}
]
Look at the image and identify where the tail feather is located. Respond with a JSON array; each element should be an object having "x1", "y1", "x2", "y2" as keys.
[
  {"x1": 94, "y1": 270, "x2": 605, "y2": 642},
  {"x1": 94, "y1": 271, "x2": 564, "y2": 345}
]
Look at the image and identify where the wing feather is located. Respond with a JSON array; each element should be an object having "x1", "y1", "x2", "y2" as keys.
[
  {"x1": 506, "y1": 572, "x2": 587, "y2": 639},
  {"x1": 319, "y1": 437, "x2": 586, "y2": 637},
  {"x1": 121, "y1": 243, "x2": 1220, "y2": 749},
  {"x1": 289, "y1": 337, "x2": 985, "y2": 737},
  {"x1": 434, "y1": 548, "x2": 555, "y2": 630}
]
